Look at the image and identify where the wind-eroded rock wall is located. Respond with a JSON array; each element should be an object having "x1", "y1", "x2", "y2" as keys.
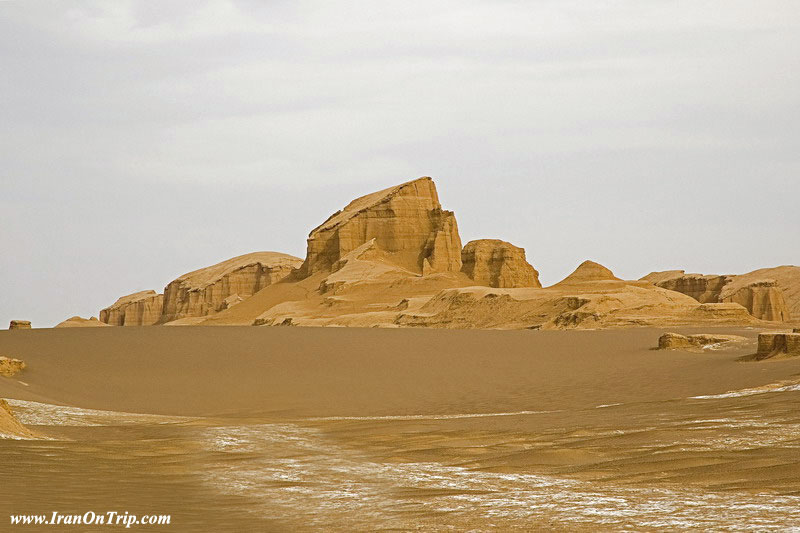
[
  {"x1": 297, "y1": 177, "x2": 463, "y2": 277},
  {"x1": 461, "y1": 239, "x2": 540, "y2": 288}
]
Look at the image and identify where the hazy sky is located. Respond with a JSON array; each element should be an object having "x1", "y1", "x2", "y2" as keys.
[{"x1": 2, "y1": 0, "x2": 799, "y2": 327}]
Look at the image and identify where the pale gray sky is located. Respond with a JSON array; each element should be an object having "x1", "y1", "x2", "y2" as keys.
[{"x1": 1, "y1": 0, "x2": 799, "y2": 327}]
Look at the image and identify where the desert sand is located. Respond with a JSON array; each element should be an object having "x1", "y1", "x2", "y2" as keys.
[{"x1": 2, "y1": 326, "x2": 800, "y2": 530}]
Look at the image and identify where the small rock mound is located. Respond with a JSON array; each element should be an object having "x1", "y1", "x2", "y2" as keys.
[
  {"x1": 461, "y1": 239, "x2": 541, "y2": 288},
  {"x1": 756, "y1": 332, "x2": 800, "y2": 360},
  {"x1": 557, "y1": 260, "x2": 621, "y2": 284},
  {"x1": 0, "y1": 399, "x2": 35, "y2": 439},
  {"x1": 8, "y1": 320, "x2": 31, "y2": 330},
  {"x1": 55, "y1": 316, "x2": 111, "y2": 328},
  {"x1": 0, "y1": 356, "x2": 26, "y2": 377},
  {"x1": 658, "y1": 333, "x2": 746, "y2": 351}
]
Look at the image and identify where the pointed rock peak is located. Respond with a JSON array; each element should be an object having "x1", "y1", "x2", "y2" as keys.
[
  {"x1": 298, "y1": 176, "x2": 462, "y2": 277},
  {"x1": 559, "y1": 260, "x2": 621, "y2": 284}
]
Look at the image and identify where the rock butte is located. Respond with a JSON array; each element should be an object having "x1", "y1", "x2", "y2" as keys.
[
  {"x1": 8, "y1": 320, "x2": 31, "y2": 330},
  {"x1": 96, "y1": 252, "x2": 302, "y2": 326},
  {"x1": 296, "y1": 177, "x2": 462, "y2": 277},
  {"x1": 756, "y1": 332, "x2": 800, "y2": 359},
  {"x1": 461, "y1": 239, "x2": 540, "y2": 288},
  {"x1": 160, "y1": 251, "x2": 302, "y2": 323},
  {"x1": 641, "y1": 268, "x2": 795, "y2": 322},
  {"x1": 61, "y1": 177, "x2": 798, "y2": 330},
  {"x1": 100, "y1": 290, "x2": 164, "y2": 326}
]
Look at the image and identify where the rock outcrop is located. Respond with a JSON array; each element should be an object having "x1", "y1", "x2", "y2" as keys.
[
  {"x1": 641, "y1": 269, "x2": 792, "y2": 321},
  {"x1": 55, "y1": 316, "x2": 111, "y2": 328},
  {"x1": 100, "y1": 290, "x2": 164, "y2": 326},
  {"x1": 555, "y1": 260, "x2": 621, "y2": 285},
  {"x1": 8, "y1": 320, "x2": 31, "y2": 330},
  {"x1": 461, "y1": 239, "x2": 541, "y2": 288},
  {"x1": 0, "y1": 399, "x2": 35, "y2": 439},
  {"x1": 296, "y1": 177, "x2": 462, "y2": 277},
  {"x1": 658, "y1": 333, "x2": 746, "y2": 351},
  {"x1": 160, "y1": 252, "x2": 302, "y2": 323},
  {"x1": 0, "y1": 356, "x2": 26, "y2": 377},
  {"x1": 756, "y1": 332, "x2": 800, "y2": 359}
]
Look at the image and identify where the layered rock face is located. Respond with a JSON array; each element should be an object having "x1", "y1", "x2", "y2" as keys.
[
  {"x1": 756, "y1": 332, "x2": 800, "y2": 359},
  {"x1": 100, "y1": 290, "x2": 164, "y2": 326},
  {"x1": 461, "y1": 240, "x2": 541, "y2": 288},
  {"x1": 721, "y1": 280, "x2": 789, "y2": 322},
  {"x1": 8, "y1": 320, "x2": 31, "y2": 330},
  {"x1": 160, "y1": 252, "x2": 302, "y2": 322},
  {"x1": 641, "y1": 270, "x2": 791, "y2": 321},
  {"x1": 297, "y1": 177, "x2": 462, "y2": 277}
]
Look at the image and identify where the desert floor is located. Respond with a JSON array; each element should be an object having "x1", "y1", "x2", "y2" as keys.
[{"x1": 2, "y1": 326, "x2": 800, "y2": 531}]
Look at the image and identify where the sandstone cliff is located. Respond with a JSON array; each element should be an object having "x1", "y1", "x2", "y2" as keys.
[
  {"x1": 160, "y1": 252, "x2": 302, "y2": 323},
  {"x1": 100, "y1": 290, "x2": 164, "y2": 326},
  {"x1": 296, "y1": 177, "x2": 462, "y2": 277},
  {"x1": 640, "y1": 268, "x2": 792, "y2": 322},
  {"x1": 461, "y1": 239, "x2": 541, "y2": 288}
]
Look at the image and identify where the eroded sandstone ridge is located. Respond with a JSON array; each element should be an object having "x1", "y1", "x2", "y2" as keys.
[
  {"x1": 161, "y1": 252, "x2": 302, "y2": 322},
  {"x1": 100, "y1": 290, "x2": 164, "y2": 326},
  {"x1": 55, "y1": 316, "x2": 110, "y2": 328},
  {"x1": 67, "y1": 176, "x2": 793, "y2": 331},
  {"x1": 296, "y1": 177, "x2": 462, "y2": 277},
  {"x1": 641, "y1": 269, "x2": 793, "y2": 322},
  {"x1": 461, "y1": 240, "x2": 541, "y2": 288}
]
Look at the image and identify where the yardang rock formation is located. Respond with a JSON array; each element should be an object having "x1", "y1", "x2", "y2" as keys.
[
  {"x1": 72, "y1": 176, "x2": 796, "y2": 331},
  {"x1": 296, "y1": 177, "x2": 462, "y2": 277},
  {"x1": 641, "y1": 268, "x2": 793, "y2": 322},
  {"x1": 461, "y1": 239, "x2": 540, "y2": 288}
]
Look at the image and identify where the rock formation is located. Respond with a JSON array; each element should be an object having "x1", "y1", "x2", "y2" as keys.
[
  {"x1": 100, "y1": 290, "x2": 164, "y2": 326},
  {"x1": 756, "y1": 332, "x2": 800, "y2": 359},
  {"x1": 0, "y1": 356, "x2": 26, "y2": 377},
  {"x1": 8, "y1": 320, "x2": 31, "y2": 330},
  {"x1": 641, "y1": 269, "x2": 792, "y2": 322},
  {"x1": 296, "y1": 177, "x2": 462, "y2": 277},
  {"x1": 657, "y1": 333, "x2": 746, "y2": 351},
  {"x1": 55, "y1": 316, "x2": 111, "y2": 328},
  {"x1": 160, "y1": 252, "x2": 302, "y2": 323},
  {"x1": 0, "y1": 399, "x2": 35, "y2": 439},
  {"x1": 555, "y1": 260, "x2": 621, "y2": 285},
  {"x1": 461, "y1": 239, "x2": 541, "y2": 288}
]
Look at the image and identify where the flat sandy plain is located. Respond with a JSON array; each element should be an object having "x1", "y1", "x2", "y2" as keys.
[{"x1": 2, "y1": 326, "x2": 800, "y2": 531}]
